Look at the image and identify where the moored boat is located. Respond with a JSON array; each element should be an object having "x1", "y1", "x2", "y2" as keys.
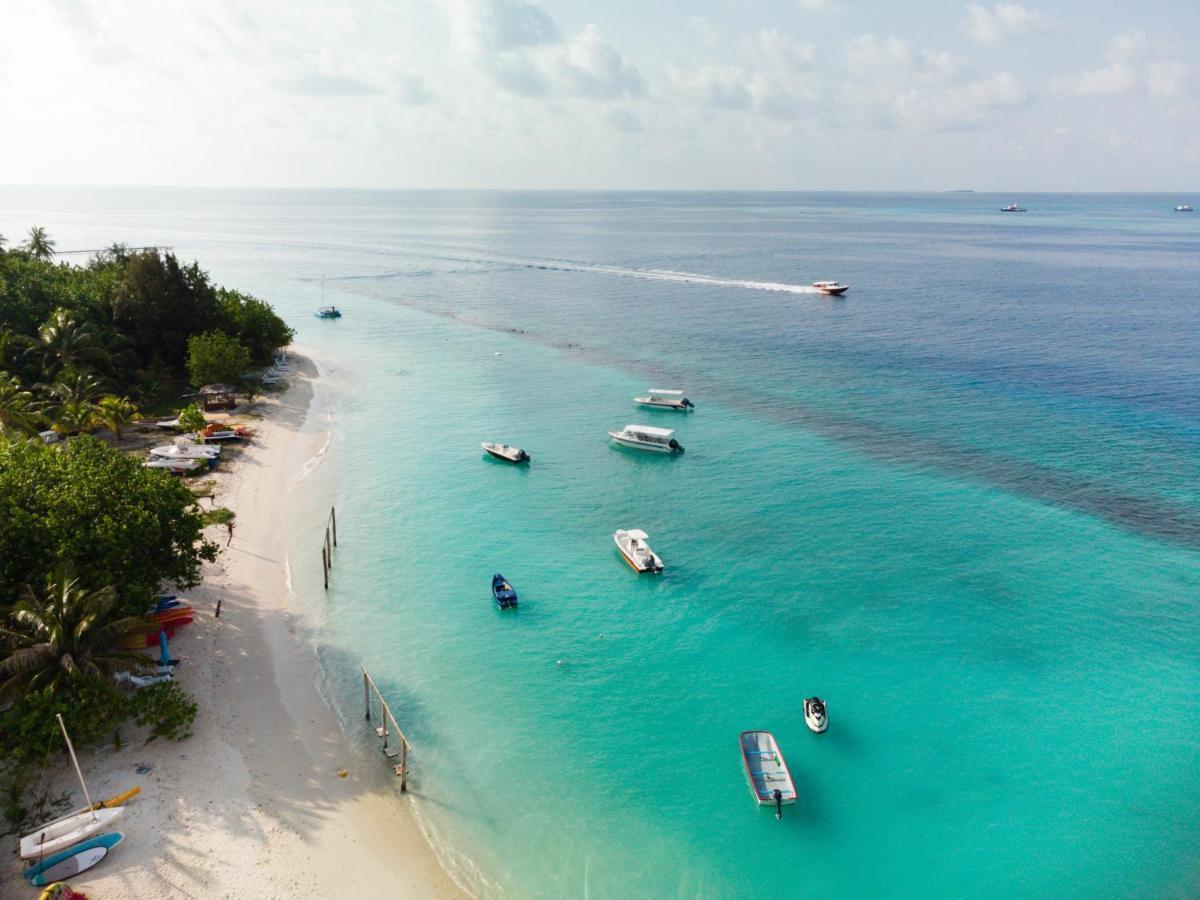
[
  {"x1": 607, "y1": 424, "x2": 683, "y2": 453},
  {"x1": 149, "y1": 442, "x2": 220, "y2": 459},
  {"x1": 812, "y1": 281, "x2": 850, "y2": 295},
  {"x1": 315, "y1": 306, "x2": 342, "y2": 319},
  {"x1": 1175, "y1": 204, "x2": 1194, "y2": 212},
  {"x1": 1000, "y1": 203, "x2": 1026, "y2": 212},
  {"x1": 739, "y1": 730, "x2": 797, "y2": 819},
  {"x1": 634, "y1": 389, "x2": 694, "y2": 411},
  {"x1": 613, "y1": 529, "x2": 664, "y2": 573},
  {"x1": 492, "y1": 574, "x2": 518, "y2": 609},
  {"x1": 481, "y1": 442, "x2": 530, "y2": 463},
  {"x1": 803, "y1": 697, "x2": 828, "y2": 733},
  {"x1": 23, "y1": 831, "x2": 124, "y2": 887}
]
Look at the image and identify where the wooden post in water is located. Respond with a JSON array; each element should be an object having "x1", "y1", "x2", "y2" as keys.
[
  {"x1": 331, "y1": 507, "x2": 337, "y2": 547},
  {"x1": 363, "y1": 670, "x2": 371, "y2": 721},
  {"x1": 360, "y1": 665, "x2": 411, "y2": 791},
  {"x1": 322, "y1": 545, "x2": 328, "y2": 590}
]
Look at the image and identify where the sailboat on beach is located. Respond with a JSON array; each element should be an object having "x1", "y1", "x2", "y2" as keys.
[{"x1": 19, "y1": 715, "x2": 125, "y2": 859}]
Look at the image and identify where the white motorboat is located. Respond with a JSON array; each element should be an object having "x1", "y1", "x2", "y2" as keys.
[
  {"x1": 20, "y1": 715, "x2": 126, "y2": 859},
  {"x1": 1000, "y1": 203, "x2": 1027, "y2": 212},
  {"x1": 634, "y1": 389, "x2": 694, "y2": 411},
  {"x1": 812, "y1": 281, "x2": 850, "y2": 295},
  {"x1": 149, "y1": 443, "x2": 220, "y2": 459},
  {"x1": 1175, "y1": 205, "x2": 1194, "y2": 212},
  {"x1": 607, "y1": 424, "x2": 683, "y2": 453},
  {"x1": 739, "y1": 730, "x2": 797, "y2": 819},
  {"x1": 613, "y1": 529, "x2": 664, "y2": 573},
  {"x1": 144, "y1": 457, "x2": 203, "y2": 473},
  {"x1": 803, "y1": 697, "x2": 828, "y2": 734},
  {"x1": 481, "y1": 442, "x2": 530, "y2": 463}
]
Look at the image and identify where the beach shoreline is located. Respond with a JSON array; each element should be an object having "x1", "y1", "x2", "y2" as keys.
[{"x1": 3, "y1": 351, "x2": 463, "y2": 899}]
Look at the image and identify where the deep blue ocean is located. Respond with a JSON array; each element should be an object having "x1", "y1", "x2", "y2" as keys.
[{"x1": 2, "y1": 189, "x2": 1198, "y2": 897}]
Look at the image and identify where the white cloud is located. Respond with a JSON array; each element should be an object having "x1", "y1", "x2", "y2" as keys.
[
  {"x1": 966, "y1": 3, "x2": 1057, "y2": 43},
  {"x1": 1146, "y1": 61, "x2": 1188, "y2": 99},
  {"x1": 49, "y1": 0, "x2": 130, "y2": 65},
  {"x1": 1057, "y1": 32, "x2": 1192, "y2": 99}
]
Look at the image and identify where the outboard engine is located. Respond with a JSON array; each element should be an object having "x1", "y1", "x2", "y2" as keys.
[{"x1": 668, "y1": 439, "x2": 683, "y2": 452}]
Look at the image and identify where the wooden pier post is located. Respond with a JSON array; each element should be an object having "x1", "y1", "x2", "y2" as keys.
[
  {"x1": 363, "y1": 671, "x2": 371, "y2": 721},
  {"x1": 360, "y1": 665, "x2": 412, "y2": 790},
  {"x1": 322, "y1": 546, "x2": 328, "y2": 590},
  {"x1": 331, "y1": 507, "x2": 337, "y2": 547}
]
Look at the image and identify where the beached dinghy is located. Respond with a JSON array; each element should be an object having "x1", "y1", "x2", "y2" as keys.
[
  {"x1": 739, "y1": 730, "x2": 797, "y2": 819},
  {"x1": 613, "y1": 529, "x2": 664, "y2": 573},
  {"x1": 492, "y1": 574, "x2": 518, "y2": 609},
  {"x1": 23, "y1": 831, "x2": 123, "y2": 887},
  {"x1": 20, "y1": 716, "x2": 125, "y2": 859},
  {"x1": 143, "y1": 457, "x2": 203, "y2": 473},
  {"x1": 481, "y1": 442, "x2": 530, "y2": 463},
  {"x1": 803, "y1": 697, "x2": 828, "y2": 733}
]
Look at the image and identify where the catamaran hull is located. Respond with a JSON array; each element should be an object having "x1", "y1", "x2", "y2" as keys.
[{"x1": 19, "y1": 807, "x2": 124, "y2": 860}]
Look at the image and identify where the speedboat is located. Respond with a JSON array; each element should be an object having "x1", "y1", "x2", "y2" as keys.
[
  {"x1": 634, "y1": 389, "x2": 694, "y2": 411},
  {"x1": 738, "y1": 731, "x2": 797, "y2": 819},
  {"x1": 803, "y1": 697, "x2": 828, "y2": 734},
  {"x1": 315, "y1": 306, "x2": 342, "y2": 319},
  {"x1": 613, "y1": 529, "x2": 664, "y2": 573},
  {"x1": 608, "y1": 424, "x2": 683, "y2": 453},
  {"x1": 1176, "y1": 205, "x2": 1194, "y2": 212},
  {"x1": 481, "y1": 442, "x2": 530, "y2": 463},
  {"x1": 492, "y1": 574, "x2": 518, "y2": 609},
  {"x1": 812, "y1": 281, "x2": 850, "y2": 295},
  {"x1": 1000, "y1": 203, "x2": 1026, "y2": 212}
]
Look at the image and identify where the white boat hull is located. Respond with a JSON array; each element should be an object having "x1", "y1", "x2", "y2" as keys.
[
  {"x1": 613, "y1": 530, "x2": 663, "y2": 573},
  {"x1": 20, "y1": 807, "x2": 123, "y2": 860},
  {"x1": 608, "y1": 432, "x2": 682, "y2": 453},
  {"x1": 635, "y1": 399, "x2": 691, "y2": 410}
]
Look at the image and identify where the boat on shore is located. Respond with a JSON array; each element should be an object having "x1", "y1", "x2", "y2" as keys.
[
  {"x1": 20, "y1": 716, "x2": 126, "y2": 860},
  {"x1": 803, "y1": 697, "x2": 828, "y2": 733},
  {"x1": 608, "y1": 424, "x2": 683, "y2": 453},
  {"x1": 143, "y1": 457, "x2": 203, "y2": 473},
  {"x1": 812, "y1": 281, "x2": 850, "y2": 295},
  {"x1": 634, "y1": 389, "x2": 694, "y2": 411},
  {"x1": 23, "y1": 831, "x2": 124, "y2": 887},
  {"x1": 149, "y1": 443, "x2": 220, "y2": 460},
  {"x1": 1000, "y1": 203, "x2": 1027, "y2": 212},
  {"x1": 738, "y1": 730, "x2": 797, "y2": 819},
  {"x1": 481, "y1": 442, "x2": 530, "y2": 463},
  {"x1": 613, "y1": 529, "x2": 664, "y2": 573},
  {"x1": 492, "y1": 574, "x2": 518, "y2": 609}
]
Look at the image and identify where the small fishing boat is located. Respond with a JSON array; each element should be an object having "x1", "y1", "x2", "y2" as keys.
[
  {"x1": 1000, "y1": 203, "x2": 1026, "y2": 212},
  {"x1": 20, "y1": 716, "x2": 125, "y2": 859},
  {"x1": 23, "y1": 831, "x2": 124, "y2": 887},
  {"x1": 315, "y1": 306, "x2": 342, "y2": 319},
  {"x1": 803, "y1": 697, "x2": 828, "y2": 734},
  {"x1": 812, "y1": 281, "x2": 850, "y2": 295},
  {"x1": 739, "y1": 730, "x2": 798, "y2": 819},
  {"x1": 634, "y1": 389, "x2": 695, "y2": 411},
  {"x1": 613, "y1": 529, "x2": 664, "y2": 573},
  {"x1": 143, "y1": 457, "x2": 203, "y2": 473},
  {"x1": 607, "y1": 424, "x2": 683, "y2": 453},
  {"x1": 150, "y1": 442, "x2": 220, "y2": 459},
  {"x1": 481, "y1": 442, "x2": 530, "y2": 463},
  {"x1": 1176, "y1": 204, "x2": 1194, "y2": 212},
  {"x1": 492, "y1": 574, "x2": 518, "y2": 609}
]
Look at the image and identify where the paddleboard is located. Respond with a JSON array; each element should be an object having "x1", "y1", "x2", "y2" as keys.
[{"x1": 24, "y1": 831, "x2": 123, "y2": 886}]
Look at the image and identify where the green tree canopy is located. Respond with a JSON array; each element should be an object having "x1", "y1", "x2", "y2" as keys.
[
  {"x1": 187, "y1": 330, "x2": 250, "y2": 387},
  {"x1": 0, "y1": 437, "x2": 217, "y2": 613}
]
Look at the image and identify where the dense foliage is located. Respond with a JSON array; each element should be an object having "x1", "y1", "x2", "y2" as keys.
[
  {"x1": 187, "y1": 329, "x2": 251, "y2": 387},
  {"x1": 0, "y1": 437, "x2": 218, "y2": 614},
  {"x1": 0, "y1": 232, "x2": 293, "y2": 432}
]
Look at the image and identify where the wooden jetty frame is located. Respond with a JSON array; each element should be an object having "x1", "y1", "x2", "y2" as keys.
[
  {"x1": 362, "y1": 665, "x2": 410, "y2": 790},
  {"x1": 321, "y1": 506, "x2": 337, "y2": 590}
]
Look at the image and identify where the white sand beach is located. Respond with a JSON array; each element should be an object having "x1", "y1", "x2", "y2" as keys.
[{"x1": 3, "y1": 353, "x2": 461, "y2": 899}]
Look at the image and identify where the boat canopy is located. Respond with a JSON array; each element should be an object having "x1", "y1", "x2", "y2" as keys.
[
  {"x1": 647, "y1": 389, "x2": 684, "y2": 398},
  {"x1": 620, "y1": 528, "x2": 649, "y2": 540},
  {"x1": 625, "y1": 425, "x2": 675, "y2": 438}
]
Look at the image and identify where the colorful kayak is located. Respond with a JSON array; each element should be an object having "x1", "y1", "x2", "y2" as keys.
[{"x1": 24, "y1": 831, "x2": 123, "y2": 886}]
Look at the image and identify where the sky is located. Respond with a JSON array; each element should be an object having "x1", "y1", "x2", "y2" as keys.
[{"x1": 0, "y1": 0, "x2": 1197, "y2": 190}]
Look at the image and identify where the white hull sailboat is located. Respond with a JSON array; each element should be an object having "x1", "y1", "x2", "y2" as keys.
[{"x1": 20, "y1": 715, "x2": 125, "y2": 860}]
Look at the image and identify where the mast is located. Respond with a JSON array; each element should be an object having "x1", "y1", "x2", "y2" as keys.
[{"x1": 56, "y1": 713, "x2": 97, "y2": 821}]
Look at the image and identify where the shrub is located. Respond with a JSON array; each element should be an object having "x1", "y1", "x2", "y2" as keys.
[
  {"x1": 130, "y1": 681, "x2": 197, "y2": 742},
  {"x1": 187, "y1": 330, "x2": 250, "y2": 388}
]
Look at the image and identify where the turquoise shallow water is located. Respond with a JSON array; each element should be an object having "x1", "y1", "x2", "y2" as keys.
[{"x1": 3, "y1": 190, "x2": 1199, "y2": 897}]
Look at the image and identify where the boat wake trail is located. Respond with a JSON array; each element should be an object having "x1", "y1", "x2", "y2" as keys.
[{"x1": 337, "y1": 248, "x2": 822, "y2": 295}]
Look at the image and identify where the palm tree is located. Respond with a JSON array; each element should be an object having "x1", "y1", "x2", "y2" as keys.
[
  {"x1": 96, "y1": 395, "x2": 139, "y2": 443},
  {"x1": 0, "y1": 231, "x2": 7, "y2": 252},
  {"x1": 0, "y1": 571, "x2": 153, "y2": 700},
  {"x1": 0, "y1": 374, "x2": 37, "y2": 436},
  {"x1": 24, "y1": 226, "x2": 56, "y2": 260},
  {"x1": 40, "y1": 371, "x2": 105, "y2": 435},
  {"x1": 36, "y1": 309, "x2": 109, "y2": 378}
]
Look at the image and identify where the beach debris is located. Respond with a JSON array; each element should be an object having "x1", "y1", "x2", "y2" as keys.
[
  {"x1": 135, "y1": 763, "x2": 153, "y2": 775},
  {"x1": 336, "y1": 769, "x2": 348, "y2": 778}
]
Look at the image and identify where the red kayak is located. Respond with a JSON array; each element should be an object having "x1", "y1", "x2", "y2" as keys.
[
  {"x1": 124, "y1": 627, "x2": 175, "y2": 650},
  {"x1": 152, "y1": 607, "x2": 193, "y2": 623}
]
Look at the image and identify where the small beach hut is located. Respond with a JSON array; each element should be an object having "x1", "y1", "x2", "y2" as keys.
[{"x1": 198, "y1": 384, "x2": 237, "y2": 411}]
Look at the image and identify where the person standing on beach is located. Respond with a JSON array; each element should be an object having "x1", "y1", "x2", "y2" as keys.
[{"x1": 226, "y1": 520, "x2": 235, "y2": 545}]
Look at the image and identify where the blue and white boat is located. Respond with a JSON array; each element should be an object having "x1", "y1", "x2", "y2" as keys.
[
  {"x1": 23, "y1": 831, "x2": 124, "y2": 886},
  {"x1": 315, "y1": 305, "x2": 342, "y2": 319},
  {"x1": 739, "y1": 730, "x2": 797, "y2": 819},
  {"x1": 492, "y1": 574, "x2": 518, "y2": 609}
]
